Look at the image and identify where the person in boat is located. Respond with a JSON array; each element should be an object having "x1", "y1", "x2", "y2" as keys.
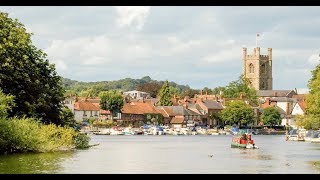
[
  {"x1": 241, "y1": 133, "x2": 247, "y2": 140},
  {"x1": 246, "y1": 134, "x2": 251, "y2": 140}
]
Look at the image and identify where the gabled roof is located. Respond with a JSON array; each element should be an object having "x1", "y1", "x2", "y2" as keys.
[
  {"x1": 292, "y1": 94, "x2": 307, "y2": 102},
  {"x1": 121, "y1": 102, "x2": 160, "y2": 115},
  {"x1": 158, "y1": 106, "x2": 190, "y2": 116},
  {"x1": 170, "y1": 116, "x2": 184, "y2": 124},
  {"x1": 202, "y1": 100, "x2": 224, "y2": 110},
  {"x1": 297, "y1": 101, "x2": 306, "y2": 113},
  {"x1": 157, "y1": 108, "x2": 170, "y2": 118},
  {"x1": 257, "y1": 90, "x2": 296, "y2": 97},
  {"x1": 270, "y1": 97, "x2": 297, "y2": 103},
  {"x1": 74, "y1": 101, "x2": 100, "y2": 111}
]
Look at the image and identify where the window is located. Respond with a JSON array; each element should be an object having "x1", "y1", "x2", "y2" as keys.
[
  {"x1": 261, "y1": 81, "x2": 265, "y2": 89},
  {"x1": 261, "y1": 63, "x2": 266, "y2": 74},
  {"x1": 249, "y1": 63, "x2": 254, "y2": 73}
]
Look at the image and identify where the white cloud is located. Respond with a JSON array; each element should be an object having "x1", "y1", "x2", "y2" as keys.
[
  {"x1": 167, "y1": 36, "x2": 202, "y2": 53},
  {"x1": 2, "y1": 6, "x2": 319, "y2": 89},
  {"x1": 202, "y1": 47, "x2": 241, "y2": 64},
  {"x1": 51, "y1": 59, "x2": 68, "y2": 71},
  {"x1": 308, "y1": 53, "x2": 320, "y2": 65},
  {"x1": 114, "y1": 6, "x2": 151, "y2": 30}
]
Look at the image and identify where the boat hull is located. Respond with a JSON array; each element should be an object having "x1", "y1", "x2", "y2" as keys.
[{"x1": 231, "y1": 135, "x2": 258, "y2": 149}]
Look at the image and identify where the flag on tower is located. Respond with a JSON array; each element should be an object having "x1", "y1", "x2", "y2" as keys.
[{"x1": 256, "y1": 33, "x2": 260, "y2": 47}]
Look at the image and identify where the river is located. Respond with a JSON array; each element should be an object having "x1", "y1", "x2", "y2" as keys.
[{"x1": 0, "y1": 135, "x2": 320, "y2": 174}]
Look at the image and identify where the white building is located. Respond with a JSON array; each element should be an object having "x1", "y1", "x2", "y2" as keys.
[
  {"x1": 74, "y1": 101, "x2": 100, "y2": 122},
  {"x1": 123, "y1": 90, "x2": 150, "y2": 100},
  {"x1": 63, "y1": 97, "x2": 75, "y2": 113}
]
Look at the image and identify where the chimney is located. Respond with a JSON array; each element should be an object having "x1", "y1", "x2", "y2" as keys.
[
  {"x1": 266, "y1": 97, "x2": 271, "y2": 105},
  {"x1": 183, "y1": 103, "x2": 188, "y2": 109},
  {"x1": 206, "y1": 91, "x2": 208, "y2": 95},
  {"x1": 201, "y1": 90, "x2": 203, "y2": 95},
  {"x1": 274, "y1": 92, "x2": 277, "y2": 97},
  {"x1": 286, "y1": 102, "x2": 290, "y2": 115}
]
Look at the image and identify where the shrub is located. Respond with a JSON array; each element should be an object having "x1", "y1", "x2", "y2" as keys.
[
  {"x1": 74, "y1": 133, "x2": 91, "y2": 149},
  {"x1": 0, "y1": 117, "x2": 91, "y2": 154}
]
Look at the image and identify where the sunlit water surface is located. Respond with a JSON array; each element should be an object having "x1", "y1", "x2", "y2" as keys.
[{"x1": 0, "y1": 135, "x2": 320, "y2": 174}]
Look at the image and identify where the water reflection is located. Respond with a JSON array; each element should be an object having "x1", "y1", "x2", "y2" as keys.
[
  {"x1": 0, "y1": 136, "x2": 319, "y2": 174},
  {"x1": 238, "y1": 150, "x2": 273, "y2": 160},
  {"x1": 0, "y1": 151, "x2": 74, "y2": 174}
]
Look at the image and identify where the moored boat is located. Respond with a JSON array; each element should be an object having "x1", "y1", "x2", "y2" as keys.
[{"x1": 231, "y1": 132, "x2": 258, "y2": 149}]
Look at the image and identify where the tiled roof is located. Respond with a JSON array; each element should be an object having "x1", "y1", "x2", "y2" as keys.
[
  {"x1": 170, "y1": 116, "x2": 184, "y2": 124},
  {"x1": 292, "y1": 94, "x2": 306, "y2": 102},
  {"x1": 77, "y1": 98, "x2": 100, "y2": 103},
  {"x1": 158, "y1": 106, "x2": 188, "y2": 116},
  {"x1": 157, "y1": 108, "x2": 170, "y2": 118},
  {"x1": 74, "y1": 101, "x2": 100, "y2": 111},
  {"x1": 298, "y1": 101, "x2": 306, "y2": 112},
  {"x1": 188, "y1": 107, "x2": 202, "y2": 115},
  {"x1": 270, "y1": 97, "x2": 297, "y2": 103},
  {"x1": 257, "y1": 90, "x2": 295, "y2": 97},
  {"x1": 121, "y1": 102, "x2": 160, "y2": 115},
  {"x1": 202, "y1": 100, "x2": 224, "y2": 109}
]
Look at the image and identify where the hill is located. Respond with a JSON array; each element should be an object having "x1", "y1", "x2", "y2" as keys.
[{"x1": 62, "y1": 76, "x2": 196, "y2": 98}]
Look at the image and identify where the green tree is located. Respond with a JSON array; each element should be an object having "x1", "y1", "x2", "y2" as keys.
[
  {"x1": 301, "y1": 63, "x2": 320, "y2": 129},
  {"x1": 0, "y1": 12, "x2": 65, "y2": 125},
  {"x1": 260, "y1": 106, "x2": 281, "y2": 125},
  {"x1": 136, "y1": 82, "x2": 162, "y2": 98},
  {"x1": 202, "y1": 87, "x2": 213, "y2": 95},
  {"x1": 99, "y1": 90, "x2": 124, "y2": 120},
  {"x1": 212, "y1": 86, "x2": 226, "y2": 96},
  {"x1": 223, "y1": 75, "x2": 258, "y2": 105},
  {"x1": 180, "y1": 88, "x2": 199, "y2": 98},
  {"x1": 209, "y1": 112, "x2": 223, "y2": 126},
  {"x1": 158, "y1": 80, "x2": 173, "y2": 106},
  {"x1": 60, "y1": 107, "x2": 75, "y2": 128},
  {"x1": 0, "y1": 89, "x2": 15, "y2": 118},
  {"x1": 220, "y1": 100, "x2": 254, "y2": 126}
]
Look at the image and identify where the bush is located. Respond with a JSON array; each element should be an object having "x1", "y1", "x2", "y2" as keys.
[
  {"x1": 0, "y1": 117, "x2": 91, "y2": 154},
  {"x1": 74, "y1": 133, "x2": 91, "y2": 149}
]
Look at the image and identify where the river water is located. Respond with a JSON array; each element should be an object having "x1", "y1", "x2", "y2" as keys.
[{"x1": 0, "y1": 135, "x2": 320, "y2": 174}]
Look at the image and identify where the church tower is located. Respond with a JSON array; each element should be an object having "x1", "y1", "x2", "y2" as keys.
[{"x1": 243, "y1": 47, "x2": 272, "y2": 90}]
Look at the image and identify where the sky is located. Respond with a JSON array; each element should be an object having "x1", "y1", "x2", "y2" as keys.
[{"x1": 0, "y1": 6, "x2": 318, "y2": 93}]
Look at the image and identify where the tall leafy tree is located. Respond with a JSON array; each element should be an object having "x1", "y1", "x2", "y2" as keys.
[
  {"x1": 158, "y1": 80, "x2": 173, "y2": 106},
  {"x1": 260, "y1": 106, "x2": 281, "y2": 125},
  {"x1": 220, "y1": 100, "x2": 254, "y2": 126},
  {"x1": 223, "y1": 75, "x2": 258, "y2": 105},
  {"x1": 99, "y1": 90, "x2": 124, "y2": 120},
  {"x1": 0, "y1": 89, "x2": 15, "y2": 118},
  {"x1": 0, "y1": 12, "x2": 65, "y2": 124},
  {"x1": 303, "y1": 64, "x2": 320, "y2": 129},
  {"x1": 212, "y1": 86, "x2": 226, "y2": 96},
  {"x1": 60, "y1": 107, "x2": 75, "y2": 128},
  {"x1": 180, "y1": 88, "x2": 199, "y2": 98},
  {"x1": 136, "y1": 82, "x2": 162, "y2": 98},
  {"x1": 202, "y1": 87, "x2": 213, "y2": 95}
]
